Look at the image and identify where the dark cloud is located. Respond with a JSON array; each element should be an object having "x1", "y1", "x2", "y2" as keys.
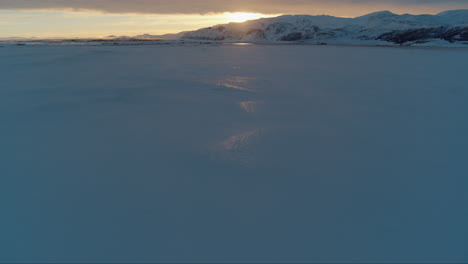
[{"x1": 0, "y1": 0, "x2": 467, "y2": 16}]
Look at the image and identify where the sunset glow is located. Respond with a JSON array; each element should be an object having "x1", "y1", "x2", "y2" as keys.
[
  {"x1": 0, "y1": 1, "x2": 467, "y2": 38},
  {"x1": 224, "y1": 12, "x2": 271, "y2": 23}
]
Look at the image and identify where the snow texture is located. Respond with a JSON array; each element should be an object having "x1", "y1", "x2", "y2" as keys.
[{"x1": 1, "y1": 43, "x2": 468, "y2": 263}]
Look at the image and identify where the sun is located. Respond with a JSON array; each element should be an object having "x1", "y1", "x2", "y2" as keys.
[{"x1": 225, "y1": 12, "x2": 268, "y2": 23}]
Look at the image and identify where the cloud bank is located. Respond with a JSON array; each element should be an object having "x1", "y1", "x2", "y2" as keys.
[{"x1": 1, "y1": 0, "x2": 467, "y2": 16}]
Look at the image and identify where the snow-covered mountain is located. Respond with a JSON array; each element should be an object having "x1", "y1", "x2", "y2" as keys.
[
  {"x1": 133, "y1": 31, "x2": 190, "y2": 40},
  {"x1": 182, "y1": 10, "x2": 468, "y2": 46}
]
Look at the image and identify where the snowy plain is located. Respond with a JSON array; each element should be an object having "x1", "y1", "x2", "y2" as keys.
[{"x1": 1, "y1": 43, "x2": 468, "y2": 263}]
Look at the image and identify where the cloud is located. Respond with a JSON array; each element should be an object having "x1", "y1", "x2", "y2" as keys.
[{"x1": 0, "y1": 0, "x2": 467, "y2": 16}]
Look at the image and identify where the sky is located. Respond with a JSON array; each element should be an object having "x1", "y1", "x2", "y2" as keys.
[{"x1": 1, "y1": 0, "x2": 468, "y2": 38}]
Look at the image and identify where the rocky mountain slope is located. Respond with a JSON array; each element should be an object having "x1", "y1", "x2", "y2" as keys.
[{"x1": 181, "y1": 10, "x2": 468, "y2": 46}]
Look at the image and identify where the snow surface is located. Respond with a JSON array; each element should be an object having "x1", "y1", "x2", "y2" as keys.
[{"x1": 1, "y1": 44, "x2": 468, "y2": 263}]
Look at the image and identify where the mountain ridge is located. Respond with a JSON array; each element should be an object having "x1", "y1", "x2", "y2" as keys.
[{"x1": 179, "y1": 9, "x2": 468, "y2": 46}]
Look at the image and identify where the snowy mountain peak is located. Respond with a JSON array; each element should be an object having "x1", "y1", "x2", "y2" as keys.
[
  {"x1": 357, "y1": 10, "x2": 397, "y2": 19},
  {"x1": 437, "y1": 9, "x2": 468, "y2": 17},
  {"x1": 436, "y1": 9, "x2": 468, "y2": 24}
]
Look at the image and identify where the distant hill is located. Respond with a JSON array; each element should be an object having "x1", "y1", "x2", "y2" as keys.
[
  {"x1": 105, "y1": 31, "x2": 191, "y2": 41},
  {"x1": 180, "y1": 10, "x2": 468, "y2": 46}
]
